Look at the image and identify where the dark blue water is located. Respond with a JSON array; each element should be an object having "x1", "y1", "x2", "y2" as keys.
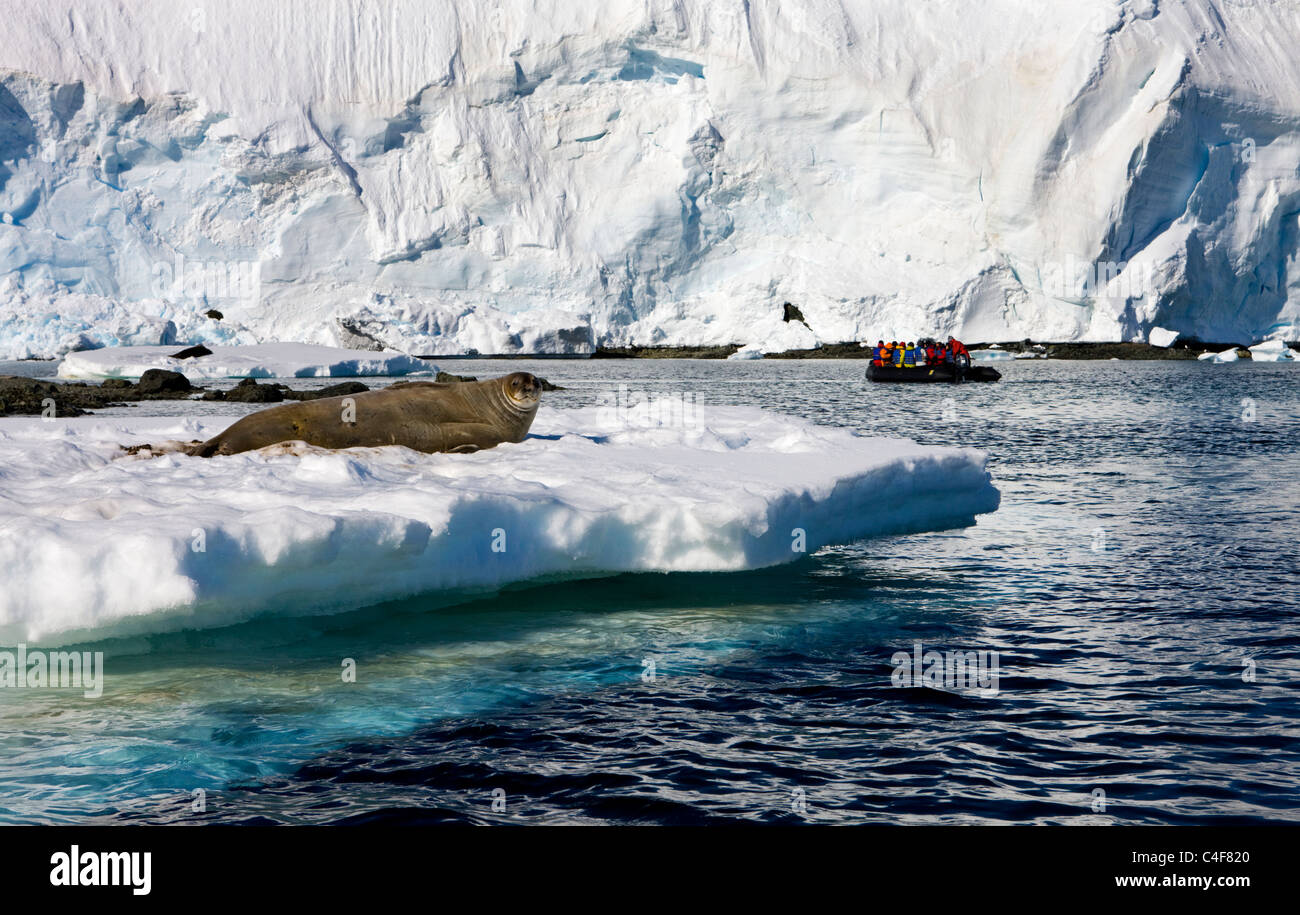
[{"x1": 3, "y1": 359, "x2": 1298, "y2": 824}]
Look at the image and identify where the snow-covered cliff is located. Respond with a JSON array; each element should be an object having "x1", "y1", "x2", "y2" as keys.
[{"x1": 1, "y1": 0, "x2": 1298, "y2": 358}]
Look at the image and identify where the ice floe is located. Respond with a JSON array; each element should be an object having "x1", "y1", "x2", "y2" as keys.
[
  {"x1": 0, "y1": 405, "x2": 999, "y2": 643},
  {"x1": 57, "y1": 343, "x2": 433, "y2": 381},
  {"x1": 1247, "y1": 340, "x2": 1296, "y2": 362}
]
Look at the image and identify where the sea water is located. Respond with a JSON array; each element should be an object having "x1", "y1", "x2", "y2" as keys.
[{"x1": 0, "y1": 358, "x2": 1297, "y2": 824}]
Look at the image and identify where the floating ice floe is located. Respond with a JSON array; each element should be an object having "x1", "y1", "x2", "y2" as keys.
[
  {"x1": 1199, "y1": 348, "x2": 1242, "y2": 363},
  {"x1": 0, "y1": 406, "x2": 999, "y2": 644},
  {"x1": 1248, "y1": 340, "x2": 1296, "y2": 362},
  {"x1": 973, "y1": 349, "x2": 1016, "y2": 362},
  {"x1": 57, "y1": 343, "x2": 433, "y2": 381}
]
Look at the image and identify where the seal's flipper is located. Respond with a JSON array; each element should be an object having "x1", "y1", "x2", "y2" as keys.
[
  {"x1": 185, "y1": 439, "x2": 222, "y2": 458},
  {"x1": 440, "y1": 422, "x2": 506, "y2": 453}
]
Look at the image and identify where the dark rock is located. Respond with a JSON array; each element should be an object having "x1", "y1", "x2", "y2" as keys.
[
  {"x1": 0, "y1": 371, "x2": 208, "y2": 416},
  {"x1": 0, "y1": 376, "x2": 89, "y2": 416},
  {"x1": 336, "y1": 318, "x2": 387, "y2": 352},
  {"x1": 313, "y1": 381, "x2": 370, "y2": 399},
  {"x1": 782, "y1": 301, "x2": 808, "y2": 324},
  {"x1": 201, "y1": 390, "x2": 227, "y2": 401},
  {"x1": 223, "y1": 378, "x2": 284, "y2": 403},
  {"x1": 170, "y1": 344, "x2": 214, "y2": 359},
  {"x1": 136, "y1": 369, "x2": 193, "y2": 395},
  {"x1": 204, "y1": 309, "x2": 223, "y2": 321},
  {"x1": 591, "y1": 345, "x2": 737, "y2": 359},
  {"x1": 1036, "y1": 342, "x2": 1199, "y2": 360}
]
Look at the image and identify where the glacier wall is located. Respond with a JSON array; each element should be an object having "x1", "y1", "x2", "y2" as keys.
[{"x1": 1, "y1": 0, "x2": 1299, "y2": 358}]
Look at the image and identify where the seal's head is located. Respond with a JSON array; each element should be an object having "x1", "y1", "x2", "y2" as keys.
[{"x1": 501, "y1": 372, "x2": 543, "y2": 409}]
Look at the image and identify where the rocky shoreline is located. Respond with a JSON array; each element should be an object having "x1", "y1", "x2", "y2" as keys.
[
  {"x1": 590, "y1": 340, "x2": 1293, "y2": 360},
  {"x1": 0, "y1": 370, "x2": 381, "y2": 417},
  {"x1": 0, "y1": 369, "x2": 559, "y2": 417}
]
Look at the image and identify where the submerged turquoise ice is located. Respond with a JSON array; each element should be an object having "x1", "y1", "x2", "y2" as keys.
[{"x1": 1, "y1": 358, "x2": 1298, "y2": 824}]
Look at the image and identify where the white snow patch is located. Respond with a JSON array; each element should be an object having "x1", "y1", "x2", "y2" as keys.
[
  {"x1": 0, "y1": 406, "x2": 998, "y2": 644},
  {"x1": 1148, "y1": 327, "x2": 1180, "y2": 348},
  {"x1": 57, "y1": 343, "x2": 433, "y2": 381}
]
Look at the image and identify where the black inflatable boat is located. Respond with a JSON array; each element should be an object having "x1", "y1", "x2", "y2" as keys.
[{"x1": 865, "y1": 363, "x2": 1002, "y2": 383}]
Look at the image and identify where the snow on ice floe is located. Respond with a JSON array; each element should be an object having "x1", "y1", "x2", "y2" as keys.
[
  {"x1": 57, "y1": 343, "x2": 433, "y2": 381},
  {"x1": 0, "y1": 406, "x2": 999, "y2": 644}
]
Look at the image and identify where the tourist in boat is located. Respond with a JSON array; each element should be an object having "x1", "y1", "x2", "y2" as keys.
[
  {"x1": 948, "y1": 336, "x2": 971, "y2": 370},
  {"x1": 872, "y1": 340, "x2": 885, "y2": 367}
]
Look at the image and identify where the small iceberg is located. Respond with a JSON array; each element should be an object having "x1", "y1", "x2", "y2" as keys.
[
  {"x1": 727, "y1": 345, "x2": 765, "y2": 360},
  {"x1": 0, "y1": 405, "x2": 999, "y2": 644},
  {"x1": 1248, "y1": 340, "x2": 1296, "y2": 362},
  {"x1": 1199, "y1": 348, "x2": 1241, "y2": 363},
  {"x1": 57, "y1": 343, "x2": 433, "y2": 381}
]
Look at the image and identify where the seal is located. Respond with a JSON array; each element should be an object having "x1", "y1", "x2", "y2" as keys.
[{"x1": 187, "y1": 372, "x2": 542, "y2": 457}]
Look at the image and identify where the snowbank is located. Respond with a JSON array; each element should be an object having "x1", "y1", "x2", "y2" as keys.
[
  {"x1": 57, "y1": 343, "x2": 433, "y2": 381},
  {"x1": 727, "y1": 345, "x2": 765, "y2": 361},
  {"x1": 0, "y1": 406, "x2": 998, "y2": 643}
]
